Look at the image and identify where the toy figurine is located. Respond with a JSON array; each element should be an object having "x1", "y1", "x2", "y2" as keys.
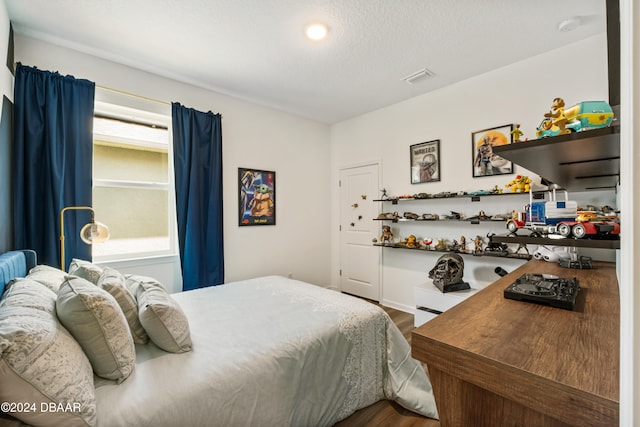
[
  {"x1": 473, "y1": 235, "x2": 484, "y2": 254},
  {"x1": 434, "y1": 238, "x2": 448, "y2": 251},
  {"x1": 380, "y1": 188, "x2": 390, "y2": 200},
  {"x1": 511, "y1": 124, "x2": 524, "y2": 142},
  {"x1": 459, "y1": 235, "x2": 467, "y2": 253},
  {"x1": 422, "y1": 238, "x2": 433, "y2": 249},
  {"x1": 543, "y1": 97, "x2": 571, "y2": 135},
  {"x1": 405, "y1": 235, "x2": 418, "y2": 248},
  {"x1": 505, "y1": 175, "x2": 532, "y2": 193},
  {"x1": 380, "y1": 225, "x2": 393, "y2": 245}
]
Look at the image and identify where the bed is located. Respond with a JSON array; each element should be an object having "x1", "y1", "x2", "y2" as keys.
[{"x1": 0, "y1": 250, "x2": 438, "y2": 426}]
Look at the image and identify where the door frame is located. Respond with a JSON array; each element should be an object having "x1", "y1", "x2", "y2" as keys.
[{"x1": 338, "y1": 159, "x2": 382, "y2": 300}]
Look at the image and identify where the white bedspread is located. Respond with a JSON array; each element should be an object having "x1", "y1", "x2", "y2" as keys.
[{"x1": 93, "y1": 276, "x2": 438, "y2": 426}]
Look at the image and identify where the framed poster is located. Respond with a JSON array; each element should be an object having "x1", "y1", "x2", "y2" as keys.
[
  {"x1": 472, "y1": 124, "x2": 513, "y2": 177},
  {"x1": 410, "y1": 139, "x2": 440, "y2": 184},
  {"x1": 238, "y1": 167, "x2": 276, "y2": 226}
]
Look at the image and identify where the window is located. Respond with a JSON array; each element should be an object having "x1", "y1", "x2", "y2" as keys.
[{"x1": 92, "y1": 101, "x2": 176, "y2": 260}]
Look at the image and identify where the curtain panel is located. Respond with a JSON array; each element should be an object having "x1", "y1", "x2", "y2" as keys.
[
  {"x1": 172, "y1": 102, "x2": 224, "y2": 290},
  {"x1": 13, "y1": 63, "x2": 95, "y2": 270}
]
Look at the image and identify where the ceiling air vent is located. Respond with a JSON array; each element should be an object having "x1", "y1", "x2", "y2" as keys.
[{"x1": 402, "y1": 68, "x2": 435, "y2": 84}]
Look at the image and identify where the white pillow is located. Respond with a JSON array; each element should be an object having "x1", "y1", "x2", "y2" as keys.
[
  {"x1": 97, "y1": 268, "x2": 148, "y2": 344},
  {"x1": 25, "y1": 264, "x2": 70, "y2": 293},
  {"x1": 128, "y1": 275, "x2": 192, "y2": 353},
  {"x1": 56, "y1": 277, "x2": 136, "y2": 383},
  {"x1": 1, "y1": 278, "x2": 57, "y2": 313},
  {"x1": 0, "y1": 280, "x2": 96, "y2": 426}
]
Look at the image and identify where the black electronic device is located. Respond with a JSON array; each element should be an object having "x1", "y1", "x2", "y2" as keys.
[{"x1": 503, "y1": 273, "x2": 579, "y2": 310}]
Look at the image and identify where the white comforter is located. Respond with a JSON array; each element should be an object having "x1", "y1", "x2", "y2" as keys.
[{"x1": 93, "y1": 276, "x2": 438, "y2": 426}]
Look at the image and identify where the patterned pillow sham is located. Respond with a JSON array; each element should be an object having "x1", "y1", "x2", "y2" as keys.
[
  {"x1": 1, "y1": 278, "x2": 57, "y2": 314},
  {"x1": 68, "y1": 259, "x2": 104, "y2": 285},
  {"x1": 56, "y1": 277, "x2": 135, "y2": 383},
  {"x1": 128, "y1": 275, "x2": 192, "y2": 353},
  {"x1": 26, "y1": 264, "x2": 71, "y2": 293},
  {"x1": 0, "y1": 280, "x2": 96, "y2": 426},
  {"x1": 97, "y1": 268, "x2": 148, "y2": 344}
]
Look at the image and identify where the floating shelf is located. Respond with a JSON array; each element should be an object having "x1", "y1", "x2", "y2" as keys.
[
  {"x1": 493, "y1": 127, "x2": 620, "y2": 192},
  {"x1": 373, "y1": 243, "x2": 532, "y2": 260},
  {"x1": 490, "y1": 234, "x2": 620, "y2": 250}
]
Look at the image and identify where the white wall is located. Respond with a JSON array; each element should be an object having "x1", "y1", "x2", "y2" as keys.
[
  {"x1": 14, "y1": 35, "x2": 332, "y2": 292},
  {"x1": 330, "y1": 34, "x2": 613, "y2": 310}
]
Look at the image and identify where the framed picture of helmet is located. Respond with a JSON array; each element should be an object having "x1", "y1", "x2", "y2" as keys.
[
  {"x1": 410, "y1": 139, "x2": 440, "y2": 184},
  {"x1": 238, "y1": 167, "x2": 276, "y2": 226},
  {"x1": 471, "y1": 124, "x2": 513, "y2": 177}
]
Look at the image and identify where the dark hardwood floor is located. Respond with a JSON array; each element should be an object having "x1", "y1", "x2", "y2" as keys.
[{"x1": 334, "y1": 303, "x2": 440, "y2": 427}]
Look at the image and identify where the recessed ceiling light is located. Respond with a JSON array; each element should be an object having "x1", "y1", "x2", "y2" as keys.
[{"x1": 305, "y1": 23, "x2": 328, "y2": 41}]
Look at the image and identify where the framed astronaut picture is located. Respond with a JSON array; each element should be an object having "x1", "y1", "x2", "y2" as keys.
[
  {"x1": 410, "y1": 139, "x2": 440, "y2": 184},
  {"x1": 471, "y1": 124, "x2": 513, "y2": 177},
  {"x1": 238, "y1": 167, "x2": 276, "y2": 226}
]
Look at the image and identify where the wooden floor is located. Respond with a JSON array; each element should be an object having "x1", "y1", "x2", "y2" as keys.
[{"x1": 334, "y1": 303, "x2": 440, "y2": 427}]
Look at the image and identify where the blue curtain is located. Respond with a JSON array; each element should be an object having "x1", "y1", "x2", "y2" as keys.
[
  {"x1": 13, "y1": 64, "x2": 95, "y2": 270},
  {"x1": 172, "y1": 102, "x2": 224, "y2": 290}
]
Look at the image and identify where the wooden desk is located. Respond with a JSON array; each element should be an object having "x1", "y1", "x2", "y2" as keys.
[{"x1": 412, "y1": 260, "x2": 619, "y2": 427}]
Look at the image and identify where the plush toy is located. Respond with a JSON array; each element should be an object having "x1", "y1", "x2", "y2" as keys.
[{"x1": 505, "y1": 175, "x2": 532, "y2": 193}]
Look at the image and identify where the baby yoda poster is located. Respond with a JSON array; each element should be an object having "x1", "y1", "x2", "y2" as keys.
[{"x1": 238, "y1": 167, "x2": 276, "y2": 226}]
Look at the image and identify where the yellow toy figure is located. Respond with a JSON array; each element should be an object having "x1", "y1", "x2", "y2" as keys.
[
  {"x1": 511, "y1": 124, "x2": 524, "y2": 142},
  {"x1": 544, "y1": 98, "x2": 571, "y2": 135},
  {"x1": 405, "y1": 235, "x2": 418, "y2": 248},
  {"x1": 505, "y1": 175, "x2": 532, "y2": 193}
]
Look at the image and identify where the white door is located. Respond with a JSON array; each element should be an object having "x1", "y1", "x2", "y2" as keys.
[{"x1": 339, "y1": 163, "x2": 380, "y2": 301}]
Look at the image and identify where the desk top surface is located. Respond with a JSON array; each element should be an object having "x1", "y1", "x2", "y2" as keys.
[{"x1": 412, "y1": 259, "x2": 619, "y2": 423}]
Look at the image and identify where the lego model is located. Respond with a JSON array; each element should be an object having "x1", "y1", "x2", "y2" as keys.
[
  {"x1": 536, "y1": 99, "x2": 614, "y2": 138},
  {"x1": 505, "y1": 175, "x2": 532, "y2": 193},
  {"x1": 506, "y1": 189, "x2": 577, "y2": 236},
  {"x1": 506, "y1": 189, "x2": 620, "y2": 239}
]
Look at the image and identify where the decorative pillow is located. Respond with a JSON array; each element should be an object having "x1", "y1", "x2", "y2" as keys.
[
  {"x1": 56, "y1": 277, "x2": 135, "y2": 383},
  {"x1": 0, "y1": 280, "x2": 97, "y2": 426},
  {"x1": 26, "y1": 264, "x2": 70, "y2": 293},
  {"x1": 124, "y1": 273, "x2": 152, "y2": 296},
  {"x1": 129, "y1": 275, "x2": 192, "y2": 353},
  {"x1": 67, "y1": 259, "x2": 104, "y2": 285},
  {"x1": 1, "y1": 279, "x2": 57, "y2": 314},
  {"x1": 97, "y1": 268, "x2": 148, "y2": 344}
]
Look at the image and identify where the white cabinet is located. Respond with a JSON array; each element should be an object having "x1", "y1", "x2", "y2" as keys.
[{"x1": 414, "y1": 282, "x2": 483, "y2": 327}]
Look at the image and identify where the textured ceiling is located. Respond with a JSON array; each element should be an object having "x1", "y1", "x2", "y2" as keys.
[{"x1": 5, "y1": 0, "x2": 607, "y2": 124}]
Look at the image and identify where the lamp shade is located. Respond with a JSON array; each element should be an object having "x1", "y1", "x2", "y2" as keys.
[{"x1": 80, "y1": 221, "x2": 110, "y2": 244}]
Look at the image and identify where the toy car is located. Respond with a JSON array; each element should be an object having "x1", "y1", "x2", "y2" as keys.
[{"x1": 536, "y1": 100, "x2": 614, "y2": 138}]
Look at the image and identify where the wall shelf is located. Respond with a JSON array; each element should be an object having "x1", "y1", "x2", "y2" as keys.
[
  {"x1": 490, "y1": 234, "x2": 620, "y2": 250},
  {"x1": 374, "y1": 243, "x2": 532, "y2": 260},
  {"x1": 493, "y1": 126, "x2": 620, "y2": 192},
  {"x1": 374, "y1": 191, "x2": 543, "y2": 204}
]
